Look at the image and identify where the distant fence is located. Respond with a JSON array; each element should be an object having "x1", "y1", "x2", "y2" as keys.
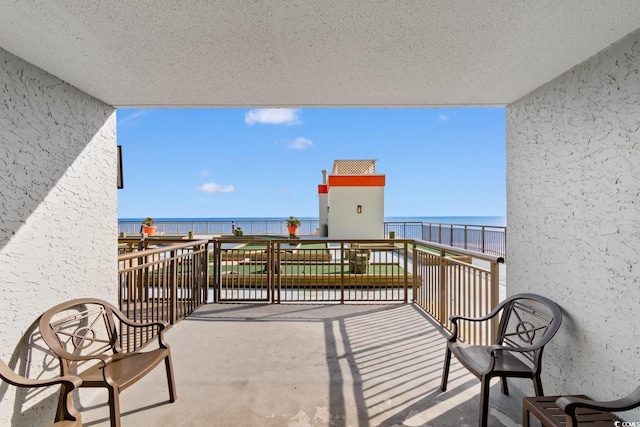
[
  {"x1": 118, "y1": 219, "x2": 320, "y2": 237},
  {"x1": 118, "y1": 219, "x2": 506, "y2": 260},
  {"x1": 384, "y1": 222, "x2": 506, "y2": 260}
]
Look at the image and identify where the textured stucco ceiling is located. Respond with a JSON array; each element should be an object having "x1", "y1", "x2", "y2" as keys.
[{"x1": 1, "y1": 0, "x2": 640, "y2": 107}]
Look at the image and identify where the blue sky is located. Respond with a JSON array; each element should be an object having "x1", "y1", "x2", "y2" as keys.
[{"x1": 116, "y1": 108, "x2": 506, "y2": 219}]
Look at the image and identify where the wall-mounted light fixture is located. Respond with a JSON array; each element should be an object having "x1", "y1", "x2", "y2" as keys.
[
  {"x1": 117, "y1": 145, "x2": 124, "y2": 189},
  {"x1": 327, "y1": 206, "x2": 330, "y2": 213},
  {"x1": 357, "y1": 205, "x2": 362, "y2": 214}
]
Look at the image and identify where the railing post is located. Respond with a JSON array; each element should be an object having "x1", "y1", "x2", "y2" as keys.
[
  {"x1": 411, "y1": 242, "x2": 417, "y2": 303},
  {"x1": 489, "y1": 260, "x2": 500, "y2": 344},
  {"x1": 504, "y1": 227, "x2": 507, "y2": 262},
  {"x1": 202, "y1": 243, "x2": 209, "y2": 303},
  {"x1": 340, "y1": 242, "x2": 345, "y2": 304},
  {"x1": 212, "y1": 240, "x2": 220, "y2": 302},
  {"x1": 403, "y1": 241, "x2": 408, "y2": 303},
  {"x1": 482, "y1": 226, "x2": 486, "y2": 254},
  {"x1": 438, "y1": 249, "x2": 448, "y2": 326},
  {"x1": 271, "y1": 241, "x2": 280, "y2": 304},
  {"x1": 464, "y1": 225, "x2": 468, "y2": 250},
  {"x1": 169, "y1": 249, "x2": 178, "y2": 325}
]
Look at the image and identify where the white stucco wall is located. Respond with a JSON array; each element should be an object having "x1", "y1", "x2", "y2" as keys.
[
  {"x1": 328, "y1": 186, "x2": 384, "y2": 239},
  {"x1": 507, "y1": 29, "x2": 640, "y2": 407},
  {"x1": 0, "y1": 47, "x2": 117, "y2": 425}
]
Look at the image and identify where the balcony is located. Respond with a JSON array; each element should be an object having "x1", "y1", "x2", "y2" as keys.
[
  {"x1": 95, "y1": 236, "x2": 517, "y2": 426},
  {"x1": 78, "y1": 302, "x2": 523, "y2": 426}
]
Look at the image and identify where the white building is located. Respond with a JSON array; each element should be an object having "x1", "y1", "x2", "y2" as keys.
[{"x1": 321, "y1": 160, "x2": 385, "y2": 239}]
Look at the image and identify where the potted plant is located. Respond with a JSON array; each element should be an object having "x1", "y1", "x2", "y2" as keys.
[
  {"x1": 141, "y1": 217, "x2": 157, "y2": 236},
  {"x1": 286, "y1": 215, "x2": 301, "y2": 237}
]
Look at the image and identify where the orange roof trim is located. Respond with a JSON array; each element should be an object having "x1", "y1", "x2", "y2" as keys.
[{"x1": 328, "y1": 175, "x2": 385, "y2": 187}]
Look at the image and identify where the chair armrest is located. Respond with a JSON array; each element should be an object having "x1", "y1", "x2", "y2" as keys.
[
  {"x1": 449, "y1": 302, "x2": 504, "y2": 325},
  {"x1": 556, "y1": 385, "x2": 640, "y2": 413},
  {"x1": 448, "y1": 306, "x2": 504, "y2": 341},
  {"x1": 486, "y1": 343, "x2": 543, "y2": 355},
  {"x1": 111, "y1": 309, "x2": 168, "y2": 330},
  {"x1": 0, "y1": 361, "x2": 82, "y2": 390},
  {"x1": 110, "y1": 308, "x2": 172, "y2": 349},
  {"x1": 112, "y1": 311, "x2": 170, "y2": 349},
  {"x1": 17, "y1": 374, "x2": 82, "y2": 390}
]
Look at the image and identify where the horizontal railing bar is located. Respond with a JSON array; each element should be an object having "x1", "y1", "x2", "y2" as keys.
[
  {"x1": 118, "y1": 240, "x2": 209, "y2": 261},
  {"x1": 413, "y1": 239, "x2": 504, "y2": 264},
  {"x1": 387, "y1": 221, "x2": 506, "y2": 229}
]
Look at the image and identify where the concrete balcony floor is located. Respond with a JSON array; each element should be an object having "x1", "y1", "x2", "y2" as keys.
[{"x1": 80, "y1": 303, "x2": 526, "y2": 426}]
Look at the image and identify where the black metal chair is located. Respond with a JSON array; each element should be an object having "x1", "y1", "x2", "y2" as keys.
[
  {"x1": 440, "y1": 293, "x2": 563, "y2": 427},
  {"x1": 556, "y1": 385, "x2": 640, "y2": 426}
]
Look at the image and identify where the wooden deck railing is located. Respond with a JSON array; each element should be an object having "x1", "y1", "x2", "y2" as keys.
[
  {"x1": 412, "y1": 240, "x2": 504, "y2": 346},
  {"x1": 117, "y1": 239, "x2": 209, "y2": 349},
  {"x1": 211, "y1": 239, "x2": 413, "y2": 303},
  {"x1": 118, "y1": 237, "x2": 503, "y2": 346}
]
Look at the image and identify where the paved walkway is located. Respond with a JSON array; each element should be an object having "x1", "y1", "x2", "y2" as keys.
[{"x1": 79, "y1": 303, "x2": 525, "y2": 427}]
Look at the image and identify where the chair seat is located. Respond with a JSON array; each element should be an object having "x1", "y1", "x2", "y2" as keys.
[
  {"x1": 52, "y1": 421, "x2": 81, "y2": 427},
  {"x1": 449, "y1": 341, "x2": 532, "y2": 377},
  {"x1": 80, "y1": 348, "x2": 170, "y2": 390}
]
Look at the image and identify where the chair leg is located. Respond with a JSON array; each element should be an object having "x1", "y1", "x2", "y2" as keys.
[
  {"x1": 500, "y1": 376, "x2": 509, "y2": 395},
  {"x1": 165, "y1": 354, "x2": 177, "y2": 402},
  {"x1": 522, "y1": 404, "x2": 530, "y2": 427},
  {"x1": 56, "y1": 382, "x2": 80, "y2": 422},
  {"x1": 533, "y1": 373, "x2": 544, "y2": 396},
  {"x1": 55, "y1": 388, "x2": 66, "y2": 422},
  {"x1": 108, "y1": 386, "x2": 121, "y2": 427},
  {"x1": 479, "y1": 375, "x2": 491, "y2": 427},
  {"x1": 440, "y1": 346, "x2": 452, "y2": 392}
]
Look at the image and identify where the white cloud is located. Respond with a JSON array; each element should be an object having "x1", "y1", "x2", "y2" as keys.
[
  {"x1": 117, "y1": 109, "x2": 149, "y2": 127},
  {"x1": 245, "y1": 108, "x2": 301, "y2": 125},
  {"x1": 289, "y1": 137, "x2": 313, "y2": 150},
  {"x1": 197, "y1": 183, "x2": 235, "y2": 193},
  {"x1": 438, "y1": 114, "x2": 448, "y2": 121}
]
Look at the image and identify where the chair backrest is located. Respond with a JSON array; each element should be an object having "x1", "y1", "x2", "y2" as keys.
[
  {"x1": 39, "y1": 299, "x2": 123, "y2": 375},
  {"x1": 495, "y1": 293, "x2": 562, "y2": 366}
]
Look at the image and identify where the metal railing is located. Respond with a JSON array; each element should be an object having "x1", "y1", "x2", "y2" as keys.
[
  {"x1": 117, "y1": 236, "x2": 504, "y2": 346},
  {"x1": 117, "y1": 238, "x2": 209, "y2": 349},
  {"x1": 118, "y1": 219, "x2": 320, "y2": 237},
  {"x1": 211, "y1": 239, "x2": 412, "y2": 303},
  {"x1": 118, "y1": 219, "x2": 506, "y2": 260},
  {"x1": 412, "y1": 241, "x2": 504, "y2": 346},
  {"x1": 385, "y1": 222, "x2": 506, "y2": 260}
]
